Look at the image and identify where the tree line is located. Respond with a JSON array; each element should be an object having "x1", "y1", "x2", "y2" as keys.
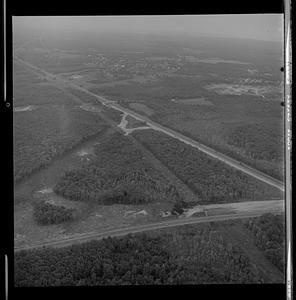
[
  {"x1": 15, "y1": 225, "x2": 265, "y2": 286},
  {"x1": 133, "y1": 130, "x2": 282, "y2": 204},
  {"x1": 245, "y1": 213, "x2": 285, "y2": 273},
  {"x1": 54, "y1": 132, "x2": 182, "y2": 205},
  {"x1": 33, "y1": 200, "x2": 76, "y2": 225}
]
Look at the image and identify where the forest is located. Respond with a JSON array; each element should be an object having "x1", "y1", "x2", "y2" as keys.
[
  {"x1": 97, "y1": 67, "x2": 283, "y2": 182},
  {"x1": 245, "y1": 213, "x2": 285, "y2": 272},
  {"x1": 54, "y1": 131, "x2": 181, "y2": 205},
  {"x1": 13, "y1": 63, "x2": 112, "y2": 183},
  {"x1": 13, "y1": 105, "x2": 109, "y2": 183},
  {"x1": 66, "y1": 87, "x2": 123, "y2": 123},
  {"x1": 133, "y1": 130, "x2": 283, "y2": 204},
  {"x1": 15, "y1": 223, "x2": 267, "y2": 286},
  {"x1": 33, "y1": 200, "x2": 76, "y2": 225},
  {"x1": 146, "y1": 97, "x2": 284, "y2": 181},
  {"x1": 171, "y1": 200, "x2": 197, "y2": 215},
  {"x1": 92, "y1": 76, "x2": 210, "y2": 102},
  {"x1": 227, "y1": 122, "x2": 283, "y2": 170}
]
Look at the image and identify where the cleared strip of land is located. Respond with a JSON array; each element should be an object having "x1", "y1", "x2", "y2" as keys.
[
  {"x1": 14, "y1": 56, "x2": 284, "y2": 191},
  {"x1": 14, "y1": 199, "x2": 283, "y2": 252}
]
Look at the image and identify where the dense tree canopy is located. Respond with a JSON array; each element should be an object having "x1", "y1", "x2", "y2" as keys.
[
  {"x1": 33, "y1": 200, "x2": 76, "y2": 225},
  {"x1": 245, "y1": 213, "x2": 285, "y2": 272},
  {"x1": 15, "y1": 226, "x2": 265, "y2": 286},
  {"x1": 54, "y1": 132, "x2": 182, "y2": 205},
  {"x1": 133, "y1": 130, "x2": 282, "y2": 204}
]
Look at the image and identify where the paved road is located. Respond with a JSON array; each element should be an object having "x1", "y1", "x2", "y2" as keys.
[
  {"x1": 14, "y1": 199, "x2": 283, "y2": 252},
  {"x1": 14, "y1": 56, "x2": 284, "y2": 192},
  {"x1": 110, "y1": 103, "x2": 284, "y2": 191}
]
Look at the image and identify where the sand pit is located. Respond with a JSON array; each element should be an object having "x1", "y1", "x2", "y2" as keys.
[
  {"x1": 77, "y1": 150, "x2": 89, "y2": 157},
  {"x1": 36, "y1": 188, "x2": 53, "y2": 194},
  {"x1": 13, "y1": 105, "x2": 37, "y2": 112},
  {"x1": 205, "y1": 84, "x2": 271, "y2": 97}
]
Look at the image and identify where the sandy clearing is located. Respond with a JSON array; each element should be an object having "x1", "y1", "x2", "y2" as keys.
[
  {"x1": 77, "y1": 150, "x2": 89, "y2": 157},
  {"x1": 13, "y1": 105, "x2": 37, "y2": 112},
  {"x1": 205, "y1": 83, "x2": 271, "y2": 97},
  {"x1": 36, "y1": 188, "x2": 53, "y2": 194}
]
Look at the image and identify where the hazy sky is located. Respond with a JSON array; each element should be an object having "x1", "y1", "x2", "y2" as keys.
[{"x1": 13, "y1": 15, "x2": 283, "y2": 42}]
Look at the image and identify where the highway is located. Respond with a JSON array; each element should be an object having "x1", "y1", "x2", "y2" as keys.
[
  {"x1": 14, "y1": 56, "x2": 284, "y2": 192},
  {"x1": 14, "y1": 199, "x2": 284, "y2": 252},
  {"x1": 13, "y1": 56, "x2": 285, "y2": 252},
  {"x1": 109, "y1": 103, "x2": 284, "y2": 191}
]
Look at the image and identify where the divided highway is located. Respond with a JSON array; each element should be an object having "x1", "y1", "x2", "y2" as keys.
[{"x1": 14, "y1": 56, "x2": 284, "y2": 192}]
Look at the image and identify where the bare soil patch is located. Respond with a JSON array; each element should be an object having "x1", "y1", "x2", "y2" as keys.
[
  {"x1": 205, "y1": 83, "x2": 272, "y2": 97},
  {"x1": 13, "y1": 105, "x2": 38, "y2": 112}
]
